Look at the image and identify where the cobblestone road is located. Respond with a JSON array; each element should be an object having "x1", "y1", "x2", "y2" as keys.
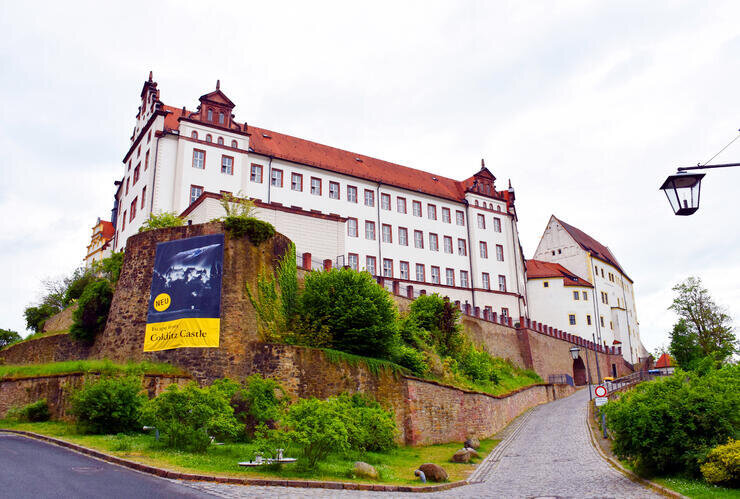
[{"x1": 177, "y1": 388, "x2": 660, "y2": 498}]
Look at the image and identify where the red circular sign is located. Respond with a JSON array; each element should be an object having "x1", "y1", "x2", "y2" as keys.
[{"x1": 595, "y1": 385, "x2": 607, "y2": 397}]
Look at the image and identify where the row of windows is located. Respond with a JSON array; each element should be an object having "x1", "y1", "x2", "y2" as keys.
[
  {"x1": 119, "y1": 186, "x2": 147, "y2": 232},
  {"x1": 594, "y1": 263, "x2": 619, "y2": 284},
  {"x1": 192, "y1": 150, "x2": 234, "y2": 175},
  {"x1": 572, "y1": 290, "x2": 589, "y2": 301},
  {"x1": 247, "y1": 165, "x2": 505, "y2": 230},
  {"x1": 567, "y1": 313, "x2": 613, "y2": 330},
  {"x1": 191, "y1": 131, "x2": 239, "y2": 149},
  {"x1": 346, "y1": 220, "x2": 505, "y2": 260}
]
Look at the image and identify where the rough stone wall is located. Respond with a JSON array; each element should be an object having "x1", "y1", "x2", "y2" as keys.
[
  {"x1": 42, "y1": 304, "x2": 78, "y2": 333},
  {"x1": 0, "y1": 374, "x2": 191, "y2": 420},
  {"x1": 0, "y1": 333, "x2": 90, "y2": 366},
  {"x1": 91, "y1": 222, "x2": 292, "y2": 381}
]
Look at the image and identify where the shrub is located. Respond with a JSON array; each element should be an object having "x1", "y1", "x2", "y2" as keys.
[
  {"x1": 701, "y1": 439, "x2": 739, "y2": 486},
  {"x1": 63, "y1": 268, "x2": 96, "y2": 305},
  {"x1": 298, "y1": 269, "x2": 399, "y2": 359},
  {"x1": 211, "y1": 375, "x2": 287, "y2": 437},
  {"x1": 337, "y1": 393, "x2": 397, "y2": 452},
  {"x1": 92, "y1": 252, "x2": 124, "y2": 285},
  {"x1": 406, "y1": 294, "x2": 463, "y2": 357},
  {"x1": 138, "y1": 211, "x2": 184, "y2": 232},
  {"x1": 111, "y1": 433, "x2": 134, "y2": 452},
  {"x1": 142, "y1": 382, "x2": 241, "y2": 452},
  {"x1": 392, "y1": 344, "x2": 429, "y2": 376},
  {"x1": 224, "y1": 217, "x2": 275, "y2": 244},
  {"x1": 70, "y1": 376, "x2": 146, "y2": 434},
  {"x1": 11, "y1": 399, "x2": 51, "y2": 422},
  {"x1": 69, "y1": 279, "x2": 113, "y2": 343},
  {"x1": 284, "y1": 397, "x2": 351, "y2": 469},
  {"x1": 603, "y1": 365, "x2": 740, "y2": 476},
  {"x1": 455, "y1": 342, "x2": 501, "y2": 384}
]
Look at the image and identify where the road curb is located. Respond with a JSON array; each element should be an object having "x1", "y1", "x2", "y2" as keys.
[
  {"x1": 0, "y1": 429, "x2": 469, "y2": 493},
  {"x1": 584, "y1": 404, "x2": 687, "y2": 499}
]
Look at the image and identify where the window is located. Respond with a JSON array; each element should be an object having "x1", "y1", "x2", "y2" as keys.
[
  {"x1": 130, "y1": 198, "x2": 137, "y2": 221},
  {"x1": 311, "y1": 177, "x2": 322, "y2": 195},
  {"x1": 271, "y1": 168, "x2": 283, "y2": 187},
  {"x1": 192, "y1": 149, "x2": 205, "y2": 169},
  {"x1": 414, "y1": 230, "x2": 424, "y2": 249},
  {"x1": 412, "y1": 201, "x2": 422, "y2": 216},
  {"x1": 573, "y1": 291, "x2": 580, "y2": 300},
  {"x1": 431, "y1": 266, "x2": 440, "y2": 284},
  {"x1": 498, "y1": 275, "x2": 506, "y2": 292},
  {"x1": 231, "y1": 140, "x2": 238, "y2": 148},
  {"x1": 397, "y1": 197, "x2": 407, "y2": 213},
  {"x1": 364, "y1": 189, "x2": 374, "y2": 207},
  {"x1": 480, "y1": 241, "x2": 488, "y2": 258},
  {"x1": 415, "y1": 264, "x2": 425, "y2": 282},
  {"x1": 587, "y1": 315, "x2": 592, "y2": 325},
  {"x1": 427, "y1": 204, "x2": 437, "y2": 220},
  {"x1": 496, "y1": 244, "x2": 504, "y2": 261},
  {"x1": 543, "y1": 281, "x2": 549, "y2": 287},
  {"x1": 145, "y1": 151, "x2": 149, "y2": 170},
  {"x1": 207, "y1": 108, "x2": 213, "y2": 121},
  {"x1": 399, "y1": 261, "x2": 409, "y2": 279},
  {"x1": 133, "y1": 164, "x2": 140, "y2": 184},
  {"x1": 348, "y1": 253, "x2": 358, "y2": 271},
  {"x1": 477, "y1": 214, "x2": 486, "y2": 229},
  {"x1": 460, "y1": 270, "x2": 469, "y2": 288},
  {"x1": 569, "y1": 314, "x2": 576, "y2": 326},
  {"x1": 189, "y1": 185, "x2": 203, "y2": 204},
  {"x1": 582, "y1": 292, "x2": 588, "y2": 300},
  {"x1": 191, "y1": 131, "x2": 198, "y2": 139},
  {"x1": 141, "y1": 187, "x2": 146, "y2": 208},
  {"x1": 137, "y1": 145, "x2": 140, "y2": 157},
  {"x1": 382, "y1": 224, "x2": 392, "y2": 243},
  {"x1": 482, "y1": 273, "x2": 490, "y2": 290},
  {"x1": 493, "y1": 217, "x2": 501, "y2": 232},
  {"x1": 347, "y1": 185, "x2": 357, "y2": 203},
  {"x1": 600, "y1": 316, "x2": 605, "y2": 327},
  {"x1": 457, "y1": 239, "x2": 467, "y2": 256},
  {"x1": 601, "y1": 268, "x2": 605, "y2": 278},
  {"x1": 365, "y1": 221, "x2": 376, "y2": 240},
  {"x1": 501, "y1": 308, "x2": 509, "y2": 320},
  {"x1": 122, "y1": 211, "x2": 126, "y2": 230},
  {"x1": 218, "y1": 112, "x2": 225, "y2": 124},
  {"x1": 217, "y1": 137, "x2": 224, "y2": 145},
  {"x1": 445, "y1": 268, "x2": 455, "y2": 286},
  {"x1": 443, "y1": 236, "x2": 453, "y2": 254},
  {"x1": 429, "y1": 233, "x2": 439, "y2": 251},
  {"x1": 125, "y1": 177, "x2": 129, "y2": 195},
  {"x1": 456, "y1": 210, "x2": 465, "y2": 226},
  {"x1": 291, "y1": 173, "x2": 303, "y2": 191},
  {"x1": 238, "y1": 168, "x2": 257, "y2": 189},
  {"x1": 381, "y1": 193, "x2": 390, "y2": 210},
  {"x1": 442, "y1": 207, "x2": 451, "y2": 223},
  {"x1": 206, "y1": 134, "x2": 212, "y2": 143},
  {"x1": 221, "y1": 156, "x2": 233, "y2": 175},
  {"x1": 398, "y1": 227, "x2": 408, "y2": 246},
  {"x1": 147, "y1": 130, "x2": 151, "y2": 143},
  {"x1": 610, "y1": 321, "x2": 614, "y2": 330},
  {"x1": 329, "y1": 181, "x2": 340, "y2": 199},
  {"x1": 347, "y1": 218, "x2": 358, "y2": 237},
  {"x1": 366, "y1": 256, "x2": 376, "y2": 275},
  {"x1": 382, "y1": 258, "x2": 393, "y2": 277}
]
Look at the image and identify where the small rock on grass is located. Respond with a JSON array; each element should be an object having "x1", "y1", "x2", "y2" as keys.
[
  {"x1": 464, "y1": 436, "x2": 481, "y2": 449},
  {"x1": 418, "y1": 463, "x2": 448, "y2": 482},
  {"x1": 353, "y1": 461, "x2": 378, "y2": 479}
]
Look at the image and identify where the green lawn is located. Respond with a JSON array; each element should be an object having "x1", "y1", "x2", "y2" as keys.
[
  {"x1": 0, "y1": 420, "x2": 496, "y2": 485},
  {"x1": 652, "y1": 477, "x2": 739, "y2": 498},
  {"x1": 0, "y1": 360, "x2": 186, "y2": 380}
]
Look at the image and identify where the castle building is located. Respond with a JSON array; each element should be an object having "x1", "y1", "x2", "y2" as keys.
[
  {"x1": 84, "y1": 218, "x2": 114, "y2": 267},
  {"x1": 529, "y1": 215, "x2": 647, "y2": 364},
  {"x1": 110, "y1": 74, "x2": 529, "y2": 320}
]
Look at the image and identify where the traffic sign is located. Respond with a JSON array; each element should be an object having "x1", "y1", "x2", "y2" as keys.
[
  {"x1": 595, "y1": 397, "x2": 608, "y2": 406},
  {"x1": 594, "y1": 385, "x2": 608, "y2": 398}
]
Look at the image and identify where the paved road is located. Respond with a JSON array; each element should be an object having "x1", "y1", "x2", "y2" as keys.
[{"x1": 0, "y1": 433, "x2": 213, "y2": 499}]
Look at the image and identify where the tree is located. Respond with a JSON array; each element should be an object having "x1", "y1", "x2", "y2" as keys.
[
  {"x1": 92, "y1": 251, "x2": 124, "y2": 285},
  {"x1": 138, "y1": 211, "x2": 184, "y2": 232},
  {"x1": 69, "y1": 279, "x2": 113, "y2": 343},
  {"x1": 0, "y1": 328, "x2": 21, "y2": 348},
  {"x1": 669, "y1": 319, "x2": 703, "y2": 370},
  {"x1": 23, "y1": 303, "x2": 58, "y2": 333},
  {"x1": 668, "y1": 277, "x2": 737, "y2": 365}
]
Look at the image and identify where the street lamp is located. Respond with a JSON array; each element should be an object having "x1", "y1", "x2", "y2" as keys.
[
  {"x1": 659, "y1": 172, "x2": 705, "y2": 216},
  {"x1": 569, "y1": 346, "x2": 580, "y2": 360}
]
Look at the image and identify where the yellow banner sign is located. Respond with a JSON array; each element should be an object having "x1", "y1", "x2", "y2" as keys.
[{"x1": 144, "y1": 318, "x2": 220, "y2": 352}]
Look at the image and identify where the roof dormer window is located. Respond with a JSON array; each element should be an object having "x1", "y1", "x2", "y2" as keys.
[
  {"x1": 207, "y1": 108, "x2": 213, "y2": 121},
  {"x1": 219, "y1": 112, "x2": 225, "y2": 124}
]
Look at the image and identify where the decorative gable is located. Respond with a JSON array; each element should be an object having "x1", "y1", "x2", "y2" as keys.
[
  {"x1": 197, "y1": 80, "x2": 236, "y2": 128},
  {"x1": 465, "y1": 159, "x2": 497, "y2": 197}
]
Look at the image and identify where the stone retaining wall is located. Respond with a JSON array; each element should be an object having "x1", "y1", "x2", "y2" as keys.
[
  {"x1": 0, "y1": 333, "x2": 90, "y2": 366},
  {"x1": 42, "y1": 304, "x2": 77, "y2": 333}
]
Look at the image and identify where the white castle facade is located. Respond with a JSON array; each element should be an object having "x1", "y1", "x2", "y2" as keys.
[{"x1": 104, "y1": 74, "x2": 646, "y2": 364}]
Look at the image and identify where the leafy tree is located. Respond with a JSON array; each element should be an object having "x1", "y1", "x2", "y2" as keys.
[
  {"x1": 69, "y1": 280, "x2": 113, "y2": 343},
  {"x1": 0, "y1": 328, "x2": 21, "y2": 348},
  {"x1": 405, "y1": 294, "x2": 463, "y2": 356},
  {"x1": 138, "y1": 211, "x2": 185, "y2": 232},
  {"x1": 668, "y1": 277, "x2": 737, "y2": 365},
  {"x1": 23, "y1": 303, "x2": 59, "y2": 333},
  {"x1": 63, "y1": 268, "x2": 96, "y2": 305},
  {"x1": 92, "y1": 251, "x2": 124, "y2": 285},
  {"x1": 669, "y1": 319, "x2": 704, "y2": 370},
  {"x1": 70, "y1": 376, "x2": 146, "y2": 434},
  {"x1": 298, "y1": 268, "x2": 399, "y2": 359}
]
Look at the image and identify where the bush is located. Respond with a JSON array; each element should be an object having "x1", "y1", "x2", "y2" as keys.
[
  {"x1": 63, "y1": 268, "x2": 96, "y2": 305},
  {"x1": 69, "y1": 279, "x2": 113, "y2": 343},
  {"x1": 138, "y1": 211, "x2": 184, "y2": 232},
  {"x1": 455, "y1": 342, "x2": 501, "y2": 384},
  {"x1": 603, "y1": 365, "x2": 740, "y2": 476},
  {"x1": 337, "y1": 394, "x2": 397, "y2": 452},
  {"x1": 406, "y1": 294, "x2": 463, "y2": 357},
  {"x1": 211, "y1": 375, "x2": 287, "y2": 437},
  {"x1": 92, "y1": 252, "x2": 124, "y2": 285},
  {"x1": 701, "y1": 439, "x2": 739, "y2": 486},
  {"x1": 142, "y1": 382, "x2": 241, "y2": 452},
  {"x1": 111, "y1": 433, "x2": 134, "y2": 452},
  {"x1": 298, "y1": 269, "x2": 399, "y2": 359},
  {"x1": 10, "y1": 399, "x2": 51, "y2": 422},
  {"x1": 392, "y1": 344, "x2": 429, "y2": 376},
  {"x1": 70, "y1": 376, "x2": 146, "y2": 434},
  {"x1": 284, "y1": 397, "x2": 351, "y2": 469},
  {"x1": 224, "y1": 217, "x2": 275, "y2": 244}
]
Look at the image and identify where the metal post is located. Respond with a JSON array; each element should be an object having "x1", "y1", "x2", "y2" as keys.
[
  {"x1": 583, "y1": 349, "x2": 593, "y2": 401},
  {"x1": 592, "y1": 333, "x2": 603, "y2": 384},
  {"x1": 602, "y1": 411, "x2": 607, "y2": 439}
]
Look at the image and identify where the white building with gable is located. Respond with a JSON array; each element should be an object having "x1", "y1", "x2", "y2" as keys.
[{"x1": 109, "y1": 74, "x2": 529, "y2": 321}]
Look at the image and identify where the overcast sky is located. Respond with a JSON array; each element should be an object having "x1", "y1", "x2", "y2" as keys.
[{"x1": 1, "y1": 1, "x2": 738, "y2": 352}]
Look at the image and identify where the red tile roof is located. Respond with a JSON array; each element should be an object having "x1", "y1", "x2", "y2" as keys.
[
  {"x1": 526, "y1": 259, "x2": 593, "y2": 287},
  {"x1": 554, "y1": 216, "x2": 630, "y2": 281},
  {"x1": 159, "y1": 104, "x2": 509, "y2": 204},
  {"x1": 655, "y1": 353, "x2": 674, "y2": 368},
  {"x1": 100, "y1": 220, "x2": 114, "y2": 240}
]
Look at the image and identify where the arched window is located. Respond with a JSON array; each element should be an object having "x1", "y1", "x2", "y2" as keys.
[
  {"x1": 231, "y1": 140, "x2": 238, "y2": 148},
  {"x1": 475, "y1": 200, "x2": 479, "y2": 206},
  {"x1": 217, "y1": 137, "x2": 224, "y2": 145},
  {"x1": 206, "y1": 134, "x2": 212, "y2": 143},
  {"x1": 191, "y1": 131, "x2": 198, "y2": 140},
  {"x1": 219, "y1": 112, "x2": 225, "y2": 124},
  {"x1": 207, "y1": 108, "x2": 213, "y2": 121}
]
